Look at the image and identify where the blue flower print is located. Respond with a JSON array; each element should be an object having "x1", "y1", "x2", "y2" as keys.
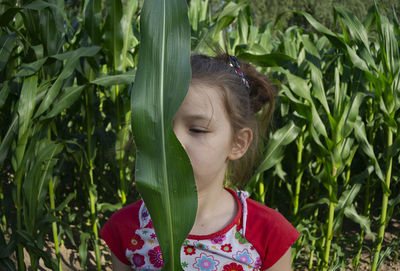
[
  {"x1": 234, "y1": 249, "x2": 253, "y2": 265},
  {"x1": 194, "y1": 253, "x2": 220, "y2": 271},
  {"x1": 141, "y1": 209, "x2": 149, "y2": 219}
]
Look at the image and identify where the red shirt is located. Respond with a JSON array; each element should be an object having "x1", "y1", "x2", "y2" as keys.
[{"x1": 100, "y1": 189, "x2": 299, "y2": 270}]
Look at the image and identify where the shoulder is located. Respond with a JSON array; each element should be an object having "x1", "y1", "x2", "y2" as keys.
[
  {"x1": 244, "y1": 198, "x2": 300, "y2": 270},
  {"x1": 100, "y1": 199, "x2": 144, "y2": 266},
  {"x1": 245, "y1": 198, "x2": 294, "y2": 231},
  {"x1": 105, "y1": 199, "x2": 143, "y2": 226}
]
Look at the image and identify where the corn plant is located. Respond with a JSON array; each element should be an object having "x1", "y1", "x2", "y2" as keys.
[
  {"x1": 130, "y1": 0, "x2": 197, "y2": 269},
  {"x1": 0, "y1": 0, "x2": 399, "y2": 270},
  {"x1": 0, "y1": 0, "x2": 137, "y2": 269}
]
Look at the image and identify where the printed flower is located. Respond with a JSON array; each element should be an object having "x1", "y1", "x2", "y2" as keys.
[
  {"x1": 194, "y1": 253, "x2": 220, "y2": 271},
  {"x1": 234, "y1": 231, "x2": 248, "y2": 244},
  {"x1": 210, "y1": 234, "x2": 226, "y2": 244},
  {"x1": 234, "y1": 249, "x2": 253, "y2": 265},
  {"x1": 132, "y1": 253, "x2": 145, "y2": 267},
  {"x1": 254, "y1": 257, "x2": 262, "y2": 268},
  {"x1": 182, "y1": 261, "x2": 189, "y2": 268},
  {"x1": 195, "y1": 242, "x2": 208, "y2": 250},
  {"x1": 150, "y1": 233, "x2": 157, "y2": 239},
  {"x1": 220, "y1": 244, "x2": 232, "y2": 253},
  {"x1": 145, "y1": 220, "x2": 154, "y2": 228},
  {"x1": 148, "y1": 246, "x2": 163, "y2": 268},
  {"x1": 129, "y1": 233, "x2": 144, "y2": 251},
  {"x1": 183, "y1": 245, "x2": 196, "y2": 255},
  {"x1": 222, "y1": 263, "x2": 244, "y2": 271},
  {"x1": 141, "y1": 209, "x2": 149, "y2": 219}
]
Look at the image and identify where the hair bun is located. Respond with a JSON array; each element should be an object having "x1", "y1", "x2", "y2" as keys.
[{"x1": 241, "y1": 62, "x2": 276, "y2": 114}]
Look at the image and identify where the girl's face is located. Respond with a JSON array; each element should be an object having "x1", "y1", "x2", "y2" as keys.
[{"x1": 173, "y1": 83, "x2": 251, "y2": 191}]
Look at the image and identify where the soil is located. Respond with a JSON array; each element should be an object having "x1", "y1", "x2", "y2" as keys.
[{"x1": 7, "y1": 218, "x2": 400, "y2": 271}]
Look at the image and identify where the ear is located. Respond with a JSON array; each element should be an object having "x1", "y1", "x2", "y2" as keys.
[{"x1": 228, "y1": 128, "x2": 253, "y2": 161}]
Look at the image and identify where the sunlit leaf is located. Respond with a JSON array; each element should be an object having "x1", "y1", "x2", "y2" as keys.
[
  {"x1": 253, "y1": 121, "x2": 300, "y2": 174},
  {"x1": 130, "y1": 0, "x2": 196, "y2": 269}
]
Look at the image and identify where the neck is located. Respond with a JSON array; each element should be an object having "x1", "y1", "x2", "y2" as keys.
[
  {"x1": 189, "y1": 180, "x2": 237, "y2": 235},
  {"x1": 196, "y1": 185, "x2": 226, "y2": 220}
]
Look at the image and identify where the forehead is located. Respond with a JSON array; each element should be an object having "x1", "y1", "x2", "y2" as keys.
[{"x1": 178, "y1": 83, "x2": 227, "y2": 119}]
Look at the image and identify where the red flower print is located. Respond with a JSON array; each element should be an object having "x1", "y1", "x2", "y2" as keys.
[
  {"x1": 222, "y1": 262, "x2": 244, "y2": 271},
  {"x1": 148, "y1": 246, "x2": 163, "y2": 268},
  {"x1": 129, "y1": 233, "x2": 144, "y2": 251},
  {"x1": 151, "y1": 233, "x2": 157, "y2": 239},
  {"x1": 220, "y1": 244, "x2": 232, "y2": 253},
  {"x1": 210, "y1": 234, "x2": 226, "y2": 244},
  {"x1": 132, "y1": 253, "x2": 145, "y2": 267},
  {"x1": 141, "y1": 209, "x2": 149, "y2": 219},
  {"x1": 195, "y1": 242, "x2": 208, "y2": 250},
  {"x1": 145, "y1": 220, "x2": 154, "y2": 228},
  {"x1": 183, "y1": 245, "x2": 196, "y2": 255}
]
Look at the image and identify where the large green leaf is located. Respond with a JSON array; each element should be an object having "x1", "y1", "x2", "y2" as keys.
[
  {"x1": 212, "y1": 2, "x2": 247, "y2": 39},
  {"x1": 41, "y1": 85, "x2": 85, "y2": 120},
  {"x1": 253, "y1": 121, "x2": 301, "y2": 175},
  {"x1": 0, "y1": 115, "x2": 18, "y2": 166},
  {"x1": 300, "y1": 11, "x2": 346, "y2": 51},
  {"x1": 104, "y1": 0, "x2": 123, "y2": 70},
  {"x1": 15, "y1": 75, "x2": 38, "y2": 169},
  {"x1": 245, "y1": 121, "x2": 300, "y2": 195},
  {"x1": 84, "y1": 0, "x2": 103, "y2": 45},
  {"x1": 0, "y1": 33, "x2": 17, "y2": 73},
  {"x1": 33, "y1": 46, "x2": 101, "y2": 118},
  {"x1": 23, "y1": 138, "x2": 63, "y2": 234},
  {"x1": 15, "y1": 57, "x2": 48, "y2": 77},
  {"x1": 90, "y1": 70, "x2": 136, "y2": 87},
  {"x1": 353, "y1": 118, "x2": 385, "y2": 182},
  {"x1": 130, "y1": 0, "x2": 197, "y2": 270},
  {"x1": 120, "y1": 0, "x2": 138, "y2": 69}
]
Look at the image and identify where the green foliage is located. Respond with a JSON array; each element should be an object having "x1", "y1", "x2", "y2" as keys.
[
  {"x1": 250, "y1": 0, "x2": 400, "y2": 30},
  {"x1": 0, "y1": 0, "x2": 399, "y2": 270},
  {"x1": 131, "y1": 0, "x2": 197, "y2": 269}
]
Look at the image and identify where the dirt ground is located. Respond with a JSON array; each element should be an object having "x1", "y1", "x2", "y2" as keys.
[{"x1": 7, "y1": 218, "x2": 400, "y2": 271}]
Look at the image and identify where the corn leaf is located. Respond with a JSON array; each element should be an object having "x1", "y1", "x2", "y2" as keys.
[
  {"x1": 300, "y1": 11, "x2": 346, "y2": 51},
  {"x1": 84, "y1": 0, "x2": 103, "y2": 45},
  {"x1": 90, "y1": 70, "x2": 136, "y2": 87},
  {"x1": 33, "y1": 46, "x2": 100, "y2": 118},
  {"x1": 16, "y1": 58, "x2": 48, "y2": 77},
  {"x1": 238, "y1": 52, "x2": 295, "y2": 67},
  {"x1": 0, "y1": 33, "x2": 17, "y2": 72},
  {"x1": 0, "y1": 115, "x2": 18, "y2": 166},
  {"x1": 104, "y1": 0, "x2": 123, "y2": 70},
  {"x1": 253, "y1": 121, "x2": 300, "y2": 174},
  {"x1": 15, "y1": 75, "x2": 38, "y2": 169},
  {"x1": 41, "y1": 85, "x2": 85, "y2": 120},
  {"x1": 130, "y1": 0, "x2": 196, "y2": 270}
]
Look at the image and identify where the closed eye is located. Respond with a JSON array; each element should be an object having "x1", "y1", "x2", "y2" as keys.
[{"x1": 189, "y1": 128, "x2": 208, "y2": 134}]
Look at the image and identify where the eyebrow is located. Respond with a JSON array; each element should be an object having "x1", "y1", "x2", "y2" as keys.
[
  {"x1": 182, "y1": 114, "x2": 213, "y2": 128},
  {"x1": 183, "y1": 114, "x2": 211, "y2": 121}
]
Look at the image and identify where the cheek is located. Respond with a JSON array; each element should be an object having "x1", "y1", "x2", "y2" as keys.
[{"x1": 185, "y1": 141, "x2": 228, "y2": 176}]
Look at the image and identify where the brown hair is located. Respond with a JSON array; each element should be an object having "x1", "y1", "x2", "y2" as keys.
[{"x1": 190, "y1": 54, "x2": 277, "y2": 187}]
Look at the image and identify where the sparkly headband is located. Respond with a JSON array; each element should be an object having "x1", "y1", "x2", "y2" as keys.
[{"x1": 229, "y1": 55, "x2": 250, "y2": 88}]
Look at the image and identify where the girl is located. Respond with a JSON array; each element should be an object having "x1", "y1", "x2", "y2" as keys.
[{"x1": 100, "y1": 54, "x2": 300, "y2": 271}]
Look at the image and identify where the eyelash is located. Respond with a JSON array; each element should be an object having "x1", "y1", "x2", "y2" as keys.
[{"x1": 189, "y1": 128, "x2": 208, "y2": 134}]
